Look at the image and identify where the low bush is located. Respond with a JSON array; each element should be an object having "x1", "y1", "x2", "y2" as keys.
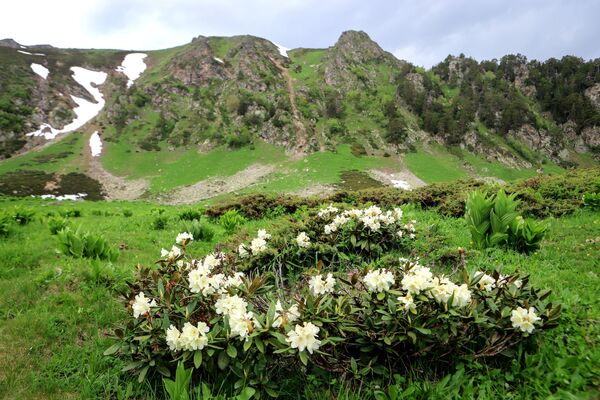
[
  {"x1": 48, "y1": 216, "x2": 69, "y2": 235},
  {"x1": 56, "y1": 227, "x2": 118, "y2": 261},
  {"x1": 218, "y1": 210, "x2": 247, "y2": 233},
  {"x1": 60, "y1": 208, "x2": 82, "y2": 218},
  {"x1": 465, "y1": 190, "x2": 547, "y2": 253},
  {"x1": 0, "y1": 213, "x2": 12, "y2": 237},
  {"x1": 12, "y1": 207, "x2": 35, "y2": 225},
  {"x1": 583, "y1": 192, "x2": 600, "y2": 210},
  {"x1": 107, "y1": 204, "x2": 560, "y2": 397},
  {"x1": 178, "y1": 209, "x2": 203, "y2": 221},
  {"x1": 180, "y1": 219, "x2": 215, "y2": 242},
  {"x1": 153, "y1": 209, "x2": 169, "y2": 231},
  {"x1": 123, "y1": 209, "x2": 134, "y2": 218}
]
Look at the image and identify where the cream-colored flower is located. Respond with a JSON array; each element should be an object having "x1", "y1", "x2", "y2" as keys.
[
  {"x1": 286, "y1": 322, "x2": 321, "y2": 354},
  {"x1": 476, "y1": 271, "x2": 496, "y2": 292},
  {"x1": 257, "y1": 229, "x2": 271, "y2": 240},
  {"x1": 401, "y1": 265, "x2": 433, "y2": 295},
  {"x1": 176, "y1": 232, "x2": 193, "y2": 244},
  {"x1": 511, "y1": 307, "x2": 541, "y2": 333},
  {"x1": 238, "y1": 244, "x2": 249, "y2": 258},
  {"x1": 308, "y1": 273, "x2": 336, "y2": 295},
  {"x1": 296, "y1": 232, "x2": 311, "y2": 248},
  {"x1": 397, "y1": 293, "x2": 416, "y2": 312},
  {"x1": 250, "y1": 237, "x2": 267, "y2": 254},
  {"x1": 273, "y1": 300, "x2": 301, "y2": 328},
  {"x1": 363, "y1": 269, "x2": 395, "y2": 292},
  {"x1": 166, "y1": 325, "x2": 181, "y2": 351},
  {"x1": 178, "y1": 322, "x2": 210, "y2": 351},
  {"x1": 132, "y1": 292, "x2": 157, "y2": 318}
]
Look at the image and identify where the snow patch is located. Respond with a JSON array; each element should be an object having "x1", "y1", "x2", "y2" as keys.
[
  {"x1": 30, "y1": 63, "x2": 49, "y2": 79},
  {"x1": 213, "y1": 57, "x2": 224, "y2": 64},
  {"x1": 89, "y1": 131, "x2": 102, "y2": 157},
  {"x1": 26, "y1": 66, "x2": 107, "y2": 140},
  {"x1": 34, "y1": 193, "x2": 88, "y2": 201},
  {"x1": 391, "y1": 180, "x2": 412, "y2": 190},
  {"x1": 20, "y1": 44, "x2": 27, "y2": 49},
  {"x1": 272, "y1": 42, "x2": 289, "y2": 58},
  {"x1": 116, "y1": 53, "x2": 147, "y2": 87},
  {"x1": 18, "y1": 50, "x2": 45, "y2": 56}
]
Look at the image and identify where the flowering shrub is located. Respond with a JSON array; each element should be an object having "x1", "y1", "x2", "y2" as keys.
[{"x1": 107, "y1": 207, "x2": 560, "y2": 394}]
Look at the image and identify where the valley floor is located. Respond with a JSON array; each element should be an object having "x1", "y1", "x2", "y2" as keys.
[{"x1": 0, "y1": 197, "x2": 598, "y2": 399}]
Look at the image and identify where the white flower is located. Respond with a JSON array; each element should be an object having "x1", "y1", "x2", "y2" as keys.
[
  {"x1": 308, "y1": 273, "x2": 336, "y2": 295},
  {"x1": 215, "y1": 295, "x2": 248, "y2": 317},
  {"x1": 250, "y1": 237, "x2": 268, "y2": 254},
  {"x1": 392, "y1": 207, "x2": 403, "y2": 220},
  {"x1": 409, "y1": 233, "x2": 416, "y2": 239},
  {"x1": 396, "y1": 230, "x2": 404, "y2": 238},
  {"x1": 296, "y1": 232, "x2": 311, "y2": 248},
  {"x1": 332, "y1": 215, "x2": 349, "y2": 228},
  {"x1": 286, "y1": 322, "x2": 321, "y2": 354},
  {"x1": 401, "y1": 265, "x2": 434, "y2": 295},
  {"x1": 203, "y1": 253, "x2": 222, "y2": 271},
  {"x1": 257, "y1": 229, "x2": 271, "y2": 240},
  {"x1": 511, "y1": 307, "x2": 541, "y2": 333},
  {"x1": 317, "y1": 205, "x2": 339, "y2": 218},
  {"x1": 238, "y1": 244, "x2": 249, "y2": 258},
  {"x1": 176, "y1": 232, "x2": 194, "y2": 244},
  {"x1": 343, "y1": 209, "x2": 363, "y2": 219},
  {"x1": 429, "y1": 276, "x2": 456, "y2": 304},
  {"x1": 162, "y1": 245, "x2": 182, "y2": 260},
  {"x1": 360, "y1": 215, "x2": 381, "y2": 232},
  {"x1": 166, "y1": 325, "x2": 181, "y2": 351},
  {"x1": 229, "y1": 311, "x2": 255, "y2": 340},
  {"x1": 380, "y1": 212, "x2": 396, "y2": 225},
  {"x1": 363, "y1": 205, "x2": 382, "y2": 217},
  {"x1": 452, "y1": 284, "x2": 472, "y2": 308},
  {"x1": 273, "y1": 300, "x2": 301, "y2": 328},
  {"x1": 397, "y1": 293, "x2": 416, "y2": 312},
  {"x1": 476, "y1": 271, "x2": 496, "y2": 292},
  {"x1": 224, "y1": 272, "x2": 245, "y2": 288},
  {"x1": 132, "y1": 292, "x2": 157, "y2": 318},
  {"x1": 188, "y1": 269, "x2": 224, "y2": 296},
  {"x1": 510, "y1": 307, "x2": 541, "y2": 333},
  {"x1": 178, "y1": 322, "x2": 210, "y2": 351},
  {"x1": 324, "y1": 223, "x2": 335, "y2": 234},
  {"x1": 363, "y1": 269, "x2": 395, "y2": 292}
]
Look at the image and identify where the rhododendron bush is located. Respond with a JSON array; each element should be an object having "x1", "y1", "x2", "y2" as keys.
[{"x1": 106, "y1": 205, "x2": 560, "y2": 393}]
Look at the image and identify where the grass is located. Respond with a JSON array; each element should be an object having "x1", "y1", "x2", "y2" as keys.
[
  {"x1": 404, "y1": 144, "x2": 470, "y2": 182},
  {"x1": 0, "y1": 193, "x2": 597, "y2": 399},
  {"x1": 0, "y1": 133, "x2": 86, "y2": 175}
]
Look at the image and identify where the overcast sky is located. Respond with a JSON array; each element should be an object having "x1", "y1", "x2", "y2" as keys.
[{"x1": 2, "y1": 0, "x2": 598, "y2": 67}]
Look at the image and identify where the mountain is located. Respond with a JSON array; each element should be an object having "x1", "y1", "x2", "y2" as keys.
[{"x1": 0, "y1": 31, "x2": 598, "y2": 201}]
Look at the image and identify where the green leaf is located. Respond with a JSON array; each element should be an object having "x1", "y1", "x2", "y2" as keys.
[
  {"x1": 227, "y1": 344, "x2": 238, "y2": 358},
  {"x1": 137, "y1": 365, "x2": 149, "y2": 383},
  {"x1": 414, "y1": 327, "x2": 431, "y2": 335},
  {"x1": 217, "y1": 350, "x2": 230, "y2": 370},
  {"x1": 194, "y1": 350, "x2": 203, "y2": 368},
  {"x1": 299, "y1": 350, "x2": 308, "y2": 366},
  {"x1": 103, "y1": 343, "x2": 120, "y2": 356}
]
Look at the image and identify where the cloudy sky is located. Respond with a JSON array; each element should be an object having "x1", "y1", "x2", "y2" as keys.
[{"x1": 2, "y1": 0, "x2": 598, "y2": 67}]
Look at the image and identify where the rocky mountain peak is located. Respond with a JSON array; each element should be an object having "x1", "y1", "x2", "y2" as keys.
[{"x1": 0, "y1": 38, "x2": 22, "y2": 49}]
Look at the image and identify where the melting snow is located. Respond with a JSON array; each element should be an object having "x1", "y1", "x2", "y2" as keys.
[
  {"x1": 115, "y1": 53, "x2": 147, "y2": 87},
  {"x1": 30, "y1": 63, "x2": 49, "y2": 79},
  {"x1": 34, "y1": 193, "x2": 88, "y2": 201},
  {"x1": 272, "y1": 42, "x2": 289, "y2": 58},
  {"x1": 18, "y1": 50, "x2": 45, "y2": 56},
  {"x1": 391, "y1": 180, "x2": 411, "y2": 190},
  {"x1": 89, "y1": 131, "x2": 102, "y2": 157},
  {"x1": 213, "y1": 57, "x2": 224, "y2": 64},
  {"x1": 26, "y1": 66, "x2": 107, "y2": 140},
  {"x1": 19, "y1": 44, "x2": 27, "y2": 49}
]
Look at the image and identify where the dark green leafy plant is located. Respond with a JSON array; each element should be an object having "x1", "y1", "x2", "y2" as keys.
[
  {"x1": 465, "y1": 190, "x2": 546, "y2": 253},
  {"x1": 178, "y1": 209, "x2": 203, "y2": 221},
  {"x1": 12, "y1": 207, "x2": 35, "y2": 225},
  {"x1": 0, "y1": 213, "x2": 12, "y2": 237},
  {"x1": 48, "y1": 216, "x2": 69, "y2": 235},
  {"x1": 60, "y1": 208, "x2": 82, "y2": 218},
  {"x1": 56, "y1": 227, "x2": 118, "y2": 261},
  {"x1": 180, "y1": 219, "x2": 215, "y2": 242},
  {"x1": 219, "y1": 210, "x2": 246, "y2": 233},
  {"x1": 163, "y1": 362, "x2": 193, "y2": 400},
  {"x1": 583, "y1": 192, "x2": 600, "y2": 210}
]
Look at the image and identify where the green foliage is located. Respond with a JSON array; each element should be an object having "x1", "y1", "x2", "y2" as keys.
[
  {"x1": 180, "y1": 219, "x2": 215, "y2": 242},
  {"x1": 122, "y1": 209, "x2": 134, "y2": 218},
  {"x1": 12, "y1": 207, "x2": 35, "y2": 225},
  {"x1": 0, "y1": 213, "x2": 12, "y2": 237},
  {"x1": 178, "y1": 208, "x2": 203, "y2": 221},
  {"x1": 465, "y1": 190, "x2": 546, "y2": 253},
  {"x1": 48, "y1": 216, "x2": 69, "y2": 235},
  {"x1": 583, "y1": 192, "x2": 600, "y2": 210},
  {"x1": 218, "y1": 210, "x2": 247, "y2": 233},
  {"x1": 56, "y1": 226, "x2": 118, "y2": 261},
  {"x1": 163, "y1": 362, "x2": 193, "y2": 400},
  {"x1": 153, "y1": 214, "x2": 169, "y2": 230},
  {"x1": 59, "y1": 208, "x2": 82, "y2": 218}
]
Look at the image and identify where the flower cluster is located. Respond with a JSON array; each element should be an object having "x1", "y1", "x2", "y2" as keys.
[
  {"x1": 308, "y1": 273, "x2": 336, "y2": 295},
  {"x1": 295, "y1": 232, "x2": 311, "y2": 248},
  {"x1": 286, "y1": 322, "x2": 321, "y2": 354},
  {"x1": 188, "y1": 253, "x2": 245, "y2": 296},
  {"x1": 161, "y1": 245, "x2": 182, "y2": 260},
  {"x1": 273, "y1": 300, "x2": 301, "y2": 328},
  {"x1": 239, "y1": 229, "x2": 271, "y2": 258},
  {"x1": 176, "y1": 232, "x2": 193, "y2": 245},
  {"x1": 215, "y1": 294, "x2": 256, "y2": 340},
  {"x1": 363, "y1": 268, "x2": 395, "y2": 292},
  {"x1": 132, "y1": 292, "x2": 157, "y2": 318},
  {"x1": 166, "y1": 322, "x2": 210, "y2": 351},
  {"x1": 511, "y1": 307, "x2": 541, "y2": 333}
]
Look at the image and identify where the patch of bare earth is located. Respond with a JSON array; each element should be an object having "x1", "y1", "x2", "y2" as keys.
[
  {"x1": 290, "y1": 184, "x2": 337, "y2": 198},
  {"x1": 369, "y1": 169, "x2": 427, "y2": 190},
  {"x1": 159, "y1": 164, "x2": 276, "y2": 204}
]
